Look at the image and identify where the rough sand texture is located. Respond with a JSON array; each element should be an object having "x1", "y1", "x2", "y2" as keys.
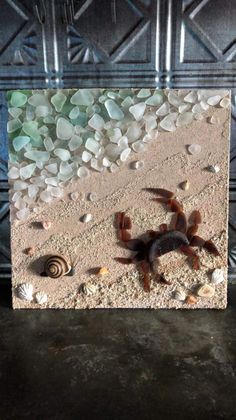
[{"x1": 11, "y1": 107, "x2": 230, "y2": 309}]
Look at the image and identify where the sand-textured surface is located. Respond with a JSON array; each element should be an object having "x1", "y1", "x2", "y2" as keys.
[{"x1": 11, "y1": 107, "x2": 230, "y2": 309}]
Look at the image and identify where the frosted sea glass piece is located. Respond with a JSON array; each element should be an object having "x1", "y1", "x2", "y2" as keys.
[
  {"x1": 68, "y1": 134, "x2": 83, "y2": 151},
  {"x1": 24, "y1": 150, "x2": 50, "y2": 162},
  {"x1": 7, "y1": 119, "x2": 22, "y2": 133},
  {"x1": 56, "y1": 117, "x2": 74, "y2": 140},
  {"x1": 69, "y1": 107, "x2": 80, "y2": 119},
  {"x1": 44, "y1": 137, "x2": 54, "y2": 152},
  {"x1": 129, "y1": 102, "x2": 146, "y2": 121},
  {"x1": 54, "y1": 148, "x2": 71, "y2": 161},
  {"x1": 9, "y1": 107, "x2": 22, "y2": 119},
  {"x1": 88, "y1": 113, "x2": 105, "y2": 130},
  {"x1": 145, "y1": 94, "x2": 163, "y2": 106},
  {"x1": 85, "y1": 138, "x2": 100, "y2": 154},
  {"x1": 22, "y1": 121, "x2": 40, "y2": 141},
  {"x1": 10, "y1": 92, "x2": 27, "y2": 107},
  {"x1": 19, "y1": 163, "x2": 36, "y2": 180},
  {"x1": 71, "y1": 89, "x2": 94, "y2": 106},
  {"x1": 13, "y1": 136, "x2": 30, "y2": 151},
  {"x1": 137, "y1": 89, "x2": 151, "y2": 98},
  {"x1": 51, "y1": 91, "x2": 67, "y2": 112},
  {"x1": 105, "y1": 99, "x2": 124, "y2": 120}
]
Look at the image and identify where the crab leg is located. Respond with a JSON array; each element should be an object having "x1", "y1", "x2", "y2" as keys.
[
  {"x1": 116, "y1": 212, "x2": 132, "y2": 242},
  {"x1": 190, "y1": 235, "x2": 220, "y2": 256},
  {"x1": 139, "y1": 261, "x2": 151, "y2": 292},
  {"x1": 180, "y1": 245, "x2": 200, "y2": 270},
  {"x1": 187, "y1": 210, "x2": 202, "y2": 240},
  {"x1": 143, "y1": 188, "x2": 174, "y2": 199}
]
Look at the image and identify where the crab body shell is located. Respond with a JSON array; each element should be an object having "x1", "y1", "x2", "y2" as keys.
[{"x1": 148, "y1": 231, "x2": 189, "y2": 262}]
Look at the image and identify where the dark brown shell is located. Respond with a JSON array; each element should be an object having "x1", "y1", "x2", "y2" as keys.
[{"x1": 45, "y1": 255, "x2": 71, "y2": 278}]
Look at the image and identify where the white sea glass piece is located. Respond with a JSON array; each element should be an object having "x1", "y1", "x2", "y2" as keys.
[
  {"x1": 71, "y1": 89, "x2": 94, "y2": 106},
  {"x1": 68, "y1": 134, "x2": 83, "y2": 151},
  {"x1": 54, "y1": 148, "x2": 71, "y2": 161},
  {"x1": 56, "y1": 117, "x2": 73, "y2": 140},
  {"x1": 105, "y1": 99, "x2": 124, "y2": 120},
  {"x1": 19, "y1": 163, "x2": 36, "y2": 180},
  {"x1": 13, "y1": 136, "x2": 30, "y2": 151},
  {"x1": 85, "y1": 138, "x2": 100, "y2": 154},
  {"x1": 88, "y1": 113, "x2": 105, "y2": 130},
  {"x1": 129, "y1": 102, "x2": 146, "y2": 121}
]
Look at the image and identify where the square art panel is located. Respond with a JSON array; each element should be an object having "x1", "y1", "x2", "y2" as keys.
[{"x1": 7, "y1": 88, "x2": 230, "y2": 309}]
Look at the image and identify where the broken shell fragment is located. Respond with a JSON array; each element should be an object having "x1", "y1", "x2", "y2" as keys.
[
  {"x1": 97, "y1": 267, "x2": 109, "y2": 276},
  {"x1": 130, "y1": 160, "x2": 144, "y2": 170},
  {"x1": 174, "y1": 288, "x2": 186, "y2": 301},
  {"x1": 79, "y1": 282, "x2": 97, "y2": 296},
  {"x1": 197, "y1": 284, "x2": 215, "y2": 298},
  {"x1": 42, "y1": 220, "x2": 52, "y2": 230},
  {"x1": 24, "y1": 247, "x2": 35, "y2": 256},
  {"x1": 180, "y1": 180, "x2": 190, "y2": 191},
  {"x1": 211, "y1": 268, "x2": 224, "y2": 284},
  {"x1": 80, "y1": 213, "x2": 92, "y2": 223},
  {"x1": 17, "y1": 283, "x2": 33, "y2": 301},
  {"x1": 208, "y1": 164, "x2": 220, "y2": 173},
  {"x1": 35, "y1": 291, "x2": 47, "y2": 305},
  {"x1": 186, "y1": 294, "x2": 197, "y2": 304}
]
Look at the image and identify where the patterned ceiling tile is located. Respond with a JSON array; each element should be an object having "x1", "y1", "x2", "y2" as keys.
[
  {"x1": 168, "y1": 0, "x2": 236, "y2": 87},
  {"x1": 61, "y1": 0, "x2": 159, "y2": 87}
]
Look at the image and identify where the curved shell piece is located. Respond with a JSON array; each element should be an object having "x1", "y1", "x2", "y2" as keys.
[
  {"x1": 44, "y1": 255, "x2": 71, "y2": 278},
  {"x1": 211, "y1": 268, "x2": 224, "y2": 284},
  {"x1": 35, "y1": 291, "x2": 47, "y2": 305},
  {"x1": 17, "y1": 283, "x2": 33, "y2": 301}
]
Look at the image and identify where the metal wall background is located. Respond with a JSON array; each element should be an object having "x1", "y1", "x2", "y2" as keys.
[{"x1": 1, "y1": 0, "x2": 236, "y2": 282}]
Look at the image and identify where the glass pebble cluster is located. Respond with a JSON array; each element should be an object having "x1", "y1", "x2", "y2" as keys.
[{"x1": 7, "y1": 88, "x2": 229, "y2": 221}]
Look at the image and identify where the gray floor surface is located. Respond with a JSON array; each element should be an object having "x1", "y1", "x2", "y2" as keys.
[{"x1": 0, "y1": 284, "x2": 236, "y2": 420}]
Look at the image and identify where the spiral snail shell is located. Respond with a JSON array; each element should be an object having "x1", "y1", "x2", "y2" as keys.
[{"x1": 43, "y1": 255, "x2": 71, "y2": 278}]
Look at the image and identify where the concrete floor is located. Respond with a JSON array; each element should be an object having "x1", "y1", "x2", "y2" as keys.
[{"x1": 0, "y1": 285, "x2": 236, "y2": 420}]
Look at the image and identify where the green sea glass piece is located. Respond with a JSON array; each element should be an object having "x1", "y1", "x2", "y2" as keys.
[
  {"x1": 13, "y1": 136, "x2": 30, "y2": 151},
  {"x1": 10, "y1": 92, "x2": 27, "y2": 107},
  {"x1": 51, "y1": 92, "x2": 67, "y2": 112},
  {"x1": 70, "y1": 89, "x2": 94, "y2": 106}
]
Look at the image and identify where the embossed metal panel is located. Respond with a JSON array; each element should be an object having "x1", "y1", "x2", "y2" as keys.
[
  {"x1": 168, "y1": 0, "x2": 236, "y2": 87},
  {"x1": 0, "y1": 0, "x2": 52, "y2": 90},
  {"x1": 58, "y1": 0, "x2": 160, "y2": 87}
]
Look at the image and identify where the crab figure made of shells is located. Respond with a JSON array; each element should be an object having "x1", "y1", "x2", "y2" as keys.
[{"x1": 115, "y1": 188, "x2": 220, "y2": 292}]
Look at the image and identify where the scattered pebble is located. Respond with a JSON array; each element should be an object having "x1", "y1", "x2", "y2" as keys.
[
  {"x1": 130, "y1": 160, "x2": 144, "y2": 170},
  {"x1": 220, "y1": 97, "x2": 230, "y2": 108},
  {"x1": 24, "y1": 247, "x2": 35, "y2": 256},
  {"x1": 188, "y1": 144, "x2": 202, "y2": 155},
  {"x1": 79, "y1": 283, "x2": 98, "y2": 296},
  {"x1": 210, "y1": 115, "x2": 219, "y2": 124},
  {"x1": 174, "y1": 288, "x2": 186, "y2": 302},
  {"x1": 80, "y1": 213, "x2": 92, "y2": 223},
  {"x1": 197, "y1": 284, "x2": 215, "y2": 298},
  {"x1": 211, "y1": 268, "x2": 224, "y2": 284},
  {"x1": 186, "y1": 294, "x2": 197, "y2": 304},
  {"x1": 17, "y1": 283, "x2": 33, "y2": 301},
  {"x1": 35, "y1": 291, "x2": 48, "y2": 305},
  {"x1": 41, "y1": 220, "x2": 52, "y2": 230},
  {"x1": 180, "y1": 180, "x2": 190, "y2": 191},
  {"x1": 97, "y1": 267, "x2": 109, "y2": 276},
  {"x1": 208, "y1": 164, "x2": 220, "y2": 173},
  {"x1": 88, "y1": 192, "x2": 98, "y2": 202}
]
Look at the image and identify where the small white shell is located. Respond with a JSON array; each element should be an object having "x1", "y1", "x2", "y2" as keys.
[
  {"x1": 42, "y1": 220, "x2": 52, "y2": 230},
  {"x1": 173, "y1": 288, "x2": 186, "y2": 302},
  {"x1": 211, "y1": 268, "x2": 224, "y2": 284},
  {"x1": 197, "y1": 284, "x2": 215, "y2": 298},
  {"x1": 35, "y1": 291, "x2": 48, "y2": 305},
  {"x1": 79, "y1": 283, "x2": 97, "y2": 296},
  {"x1": 188, "y1": 144, "x2": 201, "y2": 155},
  {"x1": 17, "y1": 283, "x2": 33, "y2": 301},
  {"x1": 80, "y1": 213, "x2": 92, "y2": 223}
]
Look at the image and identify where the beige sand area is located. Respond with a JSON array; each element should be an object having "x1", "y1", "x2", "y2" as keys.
[{"x1": 11, "y1": 106, "x2": 230, "y2": 309}]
